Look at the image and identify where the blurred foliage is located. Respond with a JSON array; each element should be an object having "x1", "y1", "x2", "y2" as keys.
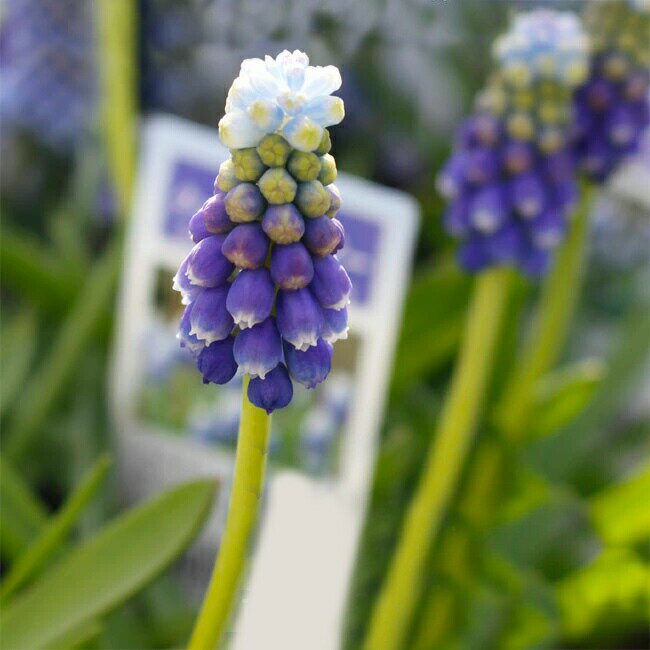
[{"x1": 1, "y1": 1, "x2": 649, "y2": 649}]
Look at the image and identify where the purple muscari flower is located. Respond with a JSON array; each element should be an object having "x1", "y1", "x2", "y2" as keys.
[
  {"x1": 311, "y1": 255, "x2": 352, "y2": 310},
  {"x1": 276, "y1": 289, "x2": 323, "y2": 351},
  {"x1": 485, "y1": 223, "x2": 525, "y2": 264},
  {"x1": 552, "y1": 179, "x2": 579, "y2": 212},
  {"x1": 572, "y1": 2, "x2": 649, "y2": 183},
  {"x1": 528, "y1": 209, "x2": 566, "y2": 250},
  {"x1": 202, "y1": 193, "x2": 234, "y2": 234},
  {"x1": 321, "y1": 306, "x2": 349, "y2": 343},
  {"x1": 189, "y1": 286, "x2": 234, "y2": 344},
  {"x1": 284, "y1": 338, "x2": 333, "y2": 389},
  {"x1": 519, "y1": 244, "x2": 551, "y2": 279},
  {"x1": 502, "y1": 141, "x2": 535, "y2": 175},
  {"x1": 222, "y1": 223, "x2": 269, "y2": 269},
  {"x1": 224, "y1": 182, "x2": 266, "y2": 222},
  {"x1": 436, "y1": 154, "x2": 467, "y2": 200},
  {"x1": 186, "y1": 235, "x2": 234, "y2": 287},
  {"x1": 247, "y1": 364, "x2": 293, "y2": 414},
  {"x1": 510, "y1": 173, "x2": 545, "y2": 219},
  {"x1": 331, "y1": 219, "x2": 345, "y2": 253},
  {"x1": 189, "y1": 209, "x2": 211, "y2": 243},
  {"x1": 463, "y1": 148, "x2": 499, "y2": 186},
  {"x1": 226, "y1": 268, "x2": 275, "y2": 329},
  {"x1": 173, "y1": 51, "x2": 350, "y2": 410},
  {"x1": 233, "y1": 317, "x2": 282, "y2": 379},
  {"x1": 443, "y1": 199, "x2": 471, "y2": 238},
  {"x1": 197, "y1": 338, "x2": 238, "y2": 385},
  {"x1": 469, "y1": 186, "x2": 507, "y2": 234},
  {"x1": 270, "y1": 243, "x2": 314, "y2": 289},
  {"x1": 177, "y1": 303, "x2": 205, "y2": 355},
  {"x1": 173, "y1": 254, "x2": 202, "y2": 305},
  {"x1": 325, "y1": 184, "x2": 342, "y2": 218},
  {"x1": 303, "y1": 216, "x2": 343, "y2": 257},
  {"x1": 261, "y1": 204, "x2": 305, "y2": 243},
  {"x1": 0, "y1": 0, "x2": 95, "y2": 151},
  {"x1": 437, "y1": 10, "x2": 590, "y2": 278},
  {"x1": 458, "y1": 237, "x2": 490, "y2": 274},
  {"x1": 541, "y1": 150, "x2": 575, "y2": 185}
]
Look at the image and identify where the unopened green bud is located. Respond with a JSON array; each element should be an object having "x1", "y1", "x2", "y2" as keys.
[
  {"x1": 215, "y1": 158, "x2": 240, "y2": 192},
  {"x1": 257, "y1": 134, "x2": 292, "y2": 167},
  {"x1": 315, "y1": 129, "x2": 331, "y2": 155},
  {"x1": 259, "y1": 168, "x2": 298, "y2": 204},
  {"x1": 287, "y1": 151, "x2": 321, "y2": 181},
  {"x1": 318, "y1": 154, "x2": 337, "y2": 185},
  {"x1": 295, "y1": 180, "x2": 331, "y2": 218},
  {"x1": 233, "y1": 148, "x2": 267, "y2": 181}
]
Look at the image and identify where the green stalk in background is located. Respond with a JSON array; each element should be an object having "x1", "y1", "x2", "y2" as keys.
[
  {"x1": 408, "y1": 186, "x2": 596, "y2": 649},
  {"x1": 363, "y1": 268, "x2": 513, "y2": 650},
  {"x1": 188, "y1": 379, "x2": 272, "y2": 650},
  {"x1": 494, "y1": 185, "x2": 594, "y2": 442},
  {"x1": 94, "y1": 0, "x2": 137, "y2": 213}
]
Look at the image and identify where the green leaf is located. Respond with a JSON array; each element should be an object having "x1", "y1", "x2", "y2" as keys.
[
  {"x1": 5, "y1": 243, "x2": 119, "y2": 461},
  {"x1": 0, "y1": 479, "x2": 217, "y2": 649},
  {"x1": 0, "y1": 308, "x2": 37, "y2": 418},
  {"x1": 391, "y1": 260, "x2": 471, "y2": 392},
  {"x1": 48, "y1": 618, "x2": 102, "y2": 650},
  {"x1": 0, "y1": 224, "x2": 76, "y2": 314},
  {"x1": 529, "y1": 359, "x2": 606, "y2": 440},
  {"x1": 0, "y1": 456, "x2": 48, "y2": 562},
  {"x1": 557, "y1": 548, "x2": 650, "y2": 642},
  {"x1": 1, "y1": 454, "x2": 113, "y2": 602},
  {"x1": 589, "y1": 467, "x2": 650, "y2": 547}
]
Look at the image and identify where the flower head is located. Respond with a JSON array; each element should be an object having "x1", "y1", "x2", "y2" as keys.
[
  {"x1": 438, "y1": 10, "x2": 588, "y2": 278},
  {"x1": 573, "y1": 1, "x2": 650, "y2": 182},
  {"x1": 218, "y1": 50, "x2": 345, "y2": 152},
  {"x1": 494, "y1": 10, "x2": 589, "y2": 89},
  {"x1": 173, "y1": 51, "x2": 350, "y2": 412}
]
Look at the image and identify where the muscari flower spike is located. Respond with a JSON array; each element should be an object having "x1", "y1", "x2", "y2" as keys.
[
  {"x1": 437, "y1": 10, "x2": 589, "y2": 278},
  {"x1": 573, "y1": 1, "x2": 650, "y2": 182},
  {"x1": 174, "y1": 50, "x2": 351, "y2": 413}
]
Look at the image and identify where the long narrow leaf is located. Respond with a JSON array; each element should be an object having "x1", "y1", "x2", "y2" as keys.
[
  {"x1": 0, "y1": 479, "x2": 217, "y2": 649},
  {"x1": 0, "y1": 456, "x2": 48, "y2": 561},
  {"x1": 6, "y1": 243, "x2": 120, "y2": 461},
  {"x1": 589, "y1": 467, "x2": 650, "y2": 547},
  {"x1": 0, "y1": 308, "x2": 37, "y2": 418},
  {"x1": 1, "y1": 454, "x2": 113, "y2": 602},
  {"x1": 0, "y1": 224, "x2": 76, "y2": 313}
]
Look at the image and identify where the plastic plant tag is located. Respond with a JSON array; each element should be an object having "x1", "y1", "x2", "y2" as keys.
[{"x1": 111, "y1": 114, "x2": 419, "y2": 648}]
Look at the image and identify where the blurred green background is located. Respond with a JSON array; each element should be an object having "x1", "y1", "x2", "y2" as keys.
[{"x1": 1, "y1": 1, "x2": 648, "y2": 649}]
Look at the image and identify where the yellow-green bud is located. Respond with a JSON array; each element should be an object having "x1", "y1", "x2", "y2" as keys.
[
  {"x1": 215, "y1": 158, "x2": 240, "y2": 192},
  {"x1": 295, "y1": 180, "x2": 331, "y2": 218},
  {"x1": 233, "y1": 148, "x2": 267, "y2": 181},
  {"x1": 315, "y1": 129, "x2": 331, "y2": 155},
  {"x1": 257, "y1": 134, "x2": 292, "y2": 167},
  {"x1": 318, "y1": 154, "x2": 337, "y2": 185},
  {"x1": 259, "y1": 168, "x2": 298, "y2": 204},
  {"x1": 287, "y1": 151, "x2": 322, "y2": 181}
]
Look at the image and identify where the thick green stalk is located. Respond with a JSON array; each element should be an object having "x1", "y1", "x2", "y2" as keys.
[
  {"x1": 188, "y1": 379, "x2": 272, "y2": 650},
  {"x1": 363, "y1": 268, "x2": 512, "y2": 650},
  {"x1": 409, "y1": 187, "x2": 596, "y2": 649},
  {"x1": 494, "y1": 185, "x2": 593, "y2": 442}
]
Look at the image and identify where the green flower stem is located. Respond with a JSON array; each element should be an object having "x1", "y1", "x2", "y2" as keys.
[
  {"x1": 363, "y1": 267, "x2": 513, "y2": 650},
  {"x1": 408, "y1": 186, "x2": 596, "y2": 650},
  {"x1": 188, "y1": 378, "x2": 272, "y2": 650},
  {"x1": 495, "y1": 184, "x2": 594, "y2": 443}
]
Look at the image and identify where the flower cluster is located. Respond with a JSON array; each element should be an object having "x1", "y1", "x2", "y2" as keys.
[
  {"x1": 437, "y1": 11, "x2": 589, "y2": 277},
  {"x1": 174, "y1": 51, "x2": 350, "y2": 413},
  {"x1": 573, "y1": 1, "x2": 650, "y2": 182},
  {"x1": 0, "y1": 0, "x2": 95, "y2": 151},
  {"x1": 218, "y1": 50, "x2": 345, "y2": 153}
]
